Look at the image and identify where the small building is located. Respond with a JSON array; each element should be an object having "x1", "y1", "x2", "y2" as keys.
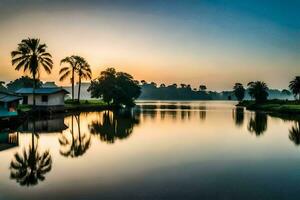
[
  {"x1": 16, "y1": 85, "x2": 69, "y2": 109},
  {"x1": 0, "y1": 91, "x2": 22, "y2": 119}
]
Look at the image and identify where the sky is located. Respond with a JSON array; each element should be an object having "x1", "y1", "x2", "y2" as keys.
[{"x1": 0, "y1": 0, "x2": 299, "y2": 90}]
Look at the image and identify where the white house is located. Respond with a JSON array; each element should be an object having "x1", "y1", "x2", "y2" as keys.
[{"x1": 16, "y1": 84, "x2": 69, "y2": 108}]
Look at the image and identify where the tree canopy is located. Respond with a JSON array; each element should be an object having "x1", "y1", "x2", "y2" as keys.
[
  {"x1": 7, "y1": 76, "x2": 42, "y2": 91},
  {"x1": 247, "y1": 81, "x2": 269, "y2": 103},
  {"x1": 233, "y1": 83, "x2": 245, "y2": 102},
  {"x1": 88, "y1": 68, "x2": 141, "y2": 107}
]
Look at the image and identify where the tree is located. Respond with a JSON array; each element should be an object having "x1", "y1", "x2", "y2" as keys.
[
  {"x1": 281, "y1": 89, "x2": 291, "y2": 96},
  {"x1": 59, "y1": 56, "x2": 78, "y2": 101},
  {"x1": 74, "y1": 56, "x2": 92, "y2": 102},
  {"x1": 7, "y1": 76, "x2": 42, "y2": 91},
  {"x1": 289, "y1": 76, "x2": 300, "y2": 100},
  {"x1": 233, "y1": 83, "x2": 245, "y2": 102},
  {"x1": 11, "y1": 38, "x2": 53, "y2": 108},
  {"x1": 88, "y1": 68, "x2": 141, "y2": 107},
  {"x1": 247, "y1": 81, "x2": 269, "y2": 103},
  {"x1": 199, "y1": 85, "x2": 207, "y2": 92}
]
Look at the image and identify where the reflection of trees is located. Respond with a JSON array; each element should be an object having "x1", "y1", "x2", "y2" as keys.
[
  {"x1": 59, "y1": 114, "x2": 91, "y2": 158},
  {"x1": 199, "y1": 106, "x2": 207, "y2": 121},
  {"x1": 233, "y1": 107, "x2": 244, "y2": 127},
  {"x1": 289, "y1": 121, "x2": 300, "y2": 146},
  {"x1": 248, "y1": 112, "x2": 268, "y2": 136},
  {"x1": 10, "y1": 120, "x2": 52, "y2": 186},
  {"x1": 89, "y1": 110, "x2": 139, "y2": 144}
]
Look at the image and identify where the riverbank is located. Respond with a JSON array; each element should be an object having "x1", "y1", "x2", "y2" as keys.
[
  {"x1": 237, "y1": 100, "x2": 300, "y2": 114},
  {"x1": 15, "y1": 100, "x2": 116, "y2": 117}
]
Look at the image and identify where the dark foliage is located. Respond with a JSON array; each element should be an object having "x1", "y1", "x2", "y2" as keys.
[
  {"x1": 233, "y1": 83, "x2": 245, "y2": 102},
  {"x1": 247, "y1": 81, "x2": 269, "y2": 103},
  {"x1": 7, "y1": 76, "x2": 42, "y2": 91},
  {"x1": 88, "y1": 68, "x2": 141, "y2": 107}
]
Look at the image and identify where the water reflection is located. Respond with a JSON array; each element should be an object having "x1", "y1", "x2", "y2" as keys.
[
  {"x1": 89, "y1": 110, "x2": 140, "y2": 144},
  {"x1": 248, "y1": 112, "x2": 268, "y2": 136},
  {"x1": 19, "y1": 116, "x2": 68, "y2": 133},
  {"x1": 10, "y1": 120, "x2": 52, "y2": 187},
  {"x1": 289, "y1": 121, "x2": 300, "y2": 146},
  {"x1": 233, "y1": 107, "x2": 244, "y2": 127},
  {"x1": 59, "y1": 114, "x2": 91, "y2": 158},
  {"x1": 0, "y1": 130, "x2": 19, "y2": 152}
]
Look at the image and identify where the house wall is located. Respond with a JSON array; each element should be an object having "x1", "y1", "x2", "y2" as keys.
[{"x1": 23, "y1": 92, "x2": 66, "y2": 106}]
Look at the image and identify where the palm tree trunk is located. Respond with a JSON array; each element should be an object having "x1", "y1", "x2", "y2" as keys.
[
  {"x1": 78, "y1": 76, "x2": 81, "y2": 103},
  {"x1": 72, "y1": 69, "x2": 74, "y2": 101},
  {"x1": 33, "y1": 74, "x2": 36, "y2": 110}
]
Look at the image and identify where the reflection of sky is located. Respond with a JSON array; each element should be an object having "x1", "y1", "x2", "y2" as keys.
[
  {"x1": 0, "y1": 0, "x2": 299, "y2": 90},
  {"x1": 0, "y1": 102, "x2": 299, "y2": 199}
]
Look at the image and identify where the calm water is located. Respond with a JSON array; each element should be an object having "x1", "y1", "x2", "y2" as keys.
[{"x1": 1, "y1": 101, "x2": 300, "y2": 200}]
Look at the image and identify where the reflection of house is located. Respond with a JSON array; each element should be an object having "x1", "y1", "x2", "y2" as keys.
[
  {"x1": 19, "y1": 118, "x2": 68, "y2": 133},
  {"x1": 16, "y1": 82, "x2": 69, "y2": 109},
  {"x1": 0, "y1": 131, "x2": 19, "y2": 151},
  {"x1": 0, "y1": 91, "x2": 22, "y2": 119}
]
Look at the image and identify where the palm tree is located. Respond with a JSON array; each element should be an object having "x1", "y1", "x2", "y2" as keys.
[
  {"x1": 289, "y1": 76, "x2": 300, "y2": 101},
  {"x1": 247, "y1": 81, "x2": 269, "y2": 103},
  {"x1": 10, "y1": 121, "x2": 52, "y2": 186},
  {"x1": 59, "y1": 56, "x2": 78, "y2": 101},
  {"x1": 11, "y1": 38, "x2": 53, "y2": 108},
  {"x1": 233, "y1": 83, "x2": 245, "y2": 102},
  {"x1": 74, "y1": 56, "x2": 92, "y2": 103}
]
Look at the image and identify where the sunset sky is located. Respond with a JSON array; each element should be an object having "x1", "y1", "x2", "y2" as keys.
[{"x1": 0, "y1": 0, "x2": 299, "y2": 90}]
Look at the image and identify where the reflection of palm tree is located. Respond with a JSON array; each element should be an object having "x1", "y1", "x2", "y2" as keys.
[
  {"x1": 59, "y1": 114, "x2": 91, "y2": 157},
  {"x1": 289, "y1": 121, "x2": 300, "y2": 146},
  {"x1": 233, "y1": 107, "x2": 244, "y2": 127},
  {"x1": 10, "y1": 121, "x2": 52, "y2": 186},
  {"x1": 89, "y1": 110, "x2": 139, "y2": 144},
  {"x1": 248, "y1": 112, "x2": 268, "y2": 136}
]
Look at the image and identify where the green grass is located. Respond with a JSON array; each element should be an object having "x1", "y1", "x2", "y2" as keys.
[
  {"x1": 17, "y1": 104, "x2": 32, "y2": 112},
  {"x1": 237, "y1": 100, "x2": 300, "y2": 114},
  {"x1": 64, "y1": 99, "x2": 108, "y2": 110}
]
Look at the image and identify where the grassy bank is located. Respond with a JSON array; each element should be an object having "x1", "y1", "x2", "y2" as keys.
[
  {"x1": 64, "y1": 99, "x2": 114, "y2": 111},
  {"x1": 237, "y1": 100, "x2": 300, "y2": 114}
]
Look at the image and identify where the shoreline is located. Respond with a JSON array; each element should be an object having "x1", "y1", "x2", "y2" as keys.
[{"x1": 237, "y1": 100, "x2": 300, "y2": 115}]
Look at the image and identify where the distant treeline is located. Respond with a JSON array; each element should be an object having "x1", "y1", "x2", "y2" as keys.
[{"x1": 138, "y1": 82, "x2": 292, "y2": 100}]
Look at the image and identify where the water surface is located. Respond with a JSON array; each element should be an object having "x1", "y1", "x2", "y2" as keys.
[{"x1": 1, "y1": 101, "x2": 300, "y2": 200}]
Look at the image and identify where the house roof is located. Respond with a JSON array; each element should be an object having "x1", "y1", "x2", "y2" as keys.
[
  {"x1": 0, "y1": 92, "x2": 22, "y2": 103},
  {"x1": 16, "y1": 87, "x2": 69, "y2": 95}
]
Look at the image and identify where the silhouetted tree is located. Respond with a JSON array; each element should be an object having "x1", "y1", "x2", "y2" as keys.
[
  {"x1": 289, "y1": 76, "x2": 300, "y2": 100},
  {"x1": 247, "y1": 81, "x2": 269, "y2": 103},
  {"x1": 74, "y1": 56, "x2": 92, "y2": 102},
  {"x1": 281, "y1": 89, "x2": 291, "y2": 96},
  {"x1": 88, "y1": 68, "x2": 141, "y2": 107},
  {"x1": 7, "y1": 76, "x2": 42, "y2": 92},
  {"x1": 199, "y1": 85, "x2": 207, "y2": 92},
  {"x1": 289, "y1": 121, "x2": 300, "y2": 146},
  {"x1": 11, "y1": 38, "x2": 53, "y2": 108},
  {"x1": 233, "y1": 83, "x2": 245, "y2": 102},
  {"x1": 248, "y1": 112, "x2": 268, "y2": 136},
  {"x1": 59, "y1": 56, "x2": 78, "y2": 101}
]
